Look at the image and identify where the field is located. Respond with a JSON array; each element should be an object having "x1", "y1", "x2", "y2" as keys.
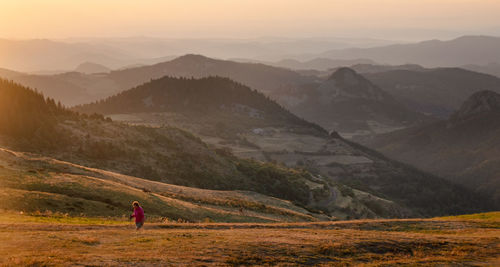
[{"x1": 0, "y1": 212, "x2": 498, "y2": 266}]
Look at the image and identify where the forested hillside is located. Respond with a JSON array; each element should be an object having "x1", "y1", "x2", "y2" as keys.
[{"x1": 2, "y1": 79, "x2": 401, "y2": 219}]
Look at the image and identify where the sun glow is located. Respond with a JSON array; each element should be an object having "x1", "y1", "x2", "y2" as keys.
[{"x1": 0, "y1": 0, "x2": 499, "y2": 39}]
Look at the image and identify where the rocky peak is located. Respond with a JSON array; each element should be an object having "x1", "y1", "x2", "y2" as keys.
[
  {"x1": 322, "y1": 67, "x2": 386, "y2": 101},
  {"x1": 452, "y1": 90, "x2": 500, "y2": 121},
  {"x1": 75, "y1": 62, "x2": 110, "y2": 74},
  {"x1": 328, "y1": 67, "x2": 359, "y2": 83},
  {"x1": 170, "y1": 54, "x2": 213, "y2": 64}
]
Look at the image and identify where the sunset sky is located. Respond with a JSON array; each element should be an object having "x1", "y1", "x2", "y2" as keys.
[{"x1": 1, "y1": 0, "x2": 499, "y2": 40}]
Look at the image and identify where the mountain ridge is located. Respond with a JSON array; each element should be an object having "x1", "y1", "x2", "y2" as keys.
[{"x1": 318, "y1": 35, "x2": 500, "y2": 67}]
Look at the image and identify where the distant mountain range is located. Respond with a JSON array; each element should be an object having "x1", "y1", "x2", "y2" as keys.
[
  {"x1": 347, "y1": 64, "x2": 425, "y2": 74},
  {"x1": 252, "y1": 58, "x2": 377, "y2": 71},
  {"x1": 0, "y1": 37, "x2": 396, "y2": 72},
  {"x1": 316, "y1": 36, "x2": 500, "y2": 67},
  {"x1": 360, "y1": 90, "x2": 500, "y2": 207},
  {"x1": 0, "y1": 38, "x2": 133, "y2": 71},
  {"x1": 3, "y1": 35, "x2": 500, "y2": 73},
  {"x1": 0, "y1": 54, "x2": 317, "y2": 106}
]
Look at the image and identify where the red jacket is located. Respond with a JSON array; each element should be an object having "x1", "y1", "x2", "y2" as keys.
[{"x1": 131, "y1": 206, "x2": 145, "y2": 223}]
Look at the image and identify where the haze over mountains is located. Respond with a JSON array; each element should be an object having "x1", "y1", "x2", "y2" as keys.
[
  {"x1": 1, "y1": 35, "x2": 500, "y2": 73},
  {"x1": 0, "y1": 35, "x2": 499, "y2": 109},
  {"x1": 462, "y1": 62, "x2": 500, "y2": 78},
  {"x1": 314, "y1": 36, "x2": 500, "y2": 67},
  {"x1": 238, "y1": 58, "x2": 377, "y2": 71},
  {"x1": 75, "y1": 62, "x2": 111, "y2": 74},
  {"x1": 0, "y1": 37, "x2": 395, "y2": 72}
]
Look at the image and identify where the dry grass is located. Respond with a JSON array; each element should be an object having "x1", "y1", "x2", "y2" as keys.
[
  {"x1": 0, "y1": 147, "x2": 327, "y2": 223},
  {"x1": 0, "y1": 213, "x2": 498, "y2": 266}
]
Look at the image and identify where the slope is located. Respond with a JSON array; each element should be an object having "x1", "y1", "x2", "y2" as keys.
[
  {"x1": 0, "y1": 147, "x2": 327, "y2": 223},
  {"x1": 361, "y1": 90, "x2": 500, "y2": 207}
]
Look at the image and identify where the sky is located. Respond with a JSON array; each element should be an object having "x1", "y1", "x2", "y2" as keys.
[{"x1": 1, "y1": 0, "x2": 499, "y2": 41}]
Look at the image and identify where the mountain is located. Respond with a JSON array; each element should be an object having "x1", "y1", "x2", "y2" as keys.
[
  {"x1": 106, "y1": 54, "x2": 315, "y2": 94},
  {"x1": 269, "y1": 67, "x2": 430, "y2": 136},
  {"x1": 74, "y1": 76, "x2": 325, "y2": 136},
  {"x1": 451, "y1": 90, "x2": 500, "y2": 120},
  {"x1": 363, "y1": 67, "x2": 500, "y2": 118},
  {"x1": 75, "y1": 62, "x2": 111, "y2": 74},
  {"x1": 360, "y1": 90, "x2": 500, "y2": 207},
  {"x1": 0, "y1": 39, "x2": 134, "y2": 72},
  {"x1": 270, "y1": 58, "x2": 377, "y2": 71},
  {"x1": 0, "y1": 37, "x2": 395, "y2": 73},
  {"x1": 0, "y1": 70, "x2": 118, "y2": 106},
  {"x1": 0, "y1": 54, "x2": 317, "y2": 107},
  {"x1": 348, "y1": 64, "x2": 426, "y2": 74},
  {"x1": 318, "y1": 36, "x2": 500, "y2": 67},
  {"x1": 74, "y1": 76, "x2": 491, "y2": 217},
  {"x1": 462, "y1": 62, "x2": 500, "y2": 78}
]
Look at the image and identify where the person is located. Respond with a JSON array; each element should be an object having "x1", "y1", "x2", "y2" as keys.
[{"x1": 130, "y1": 201, "x2": 145, "y2": 230}]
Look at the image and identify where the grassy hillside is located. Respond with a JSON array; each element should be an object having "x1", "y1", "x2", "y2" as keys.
[
  {"x1": 0, "y1": 147, "x2": 330, "y2": 223},
  {"x1": 1, "y1": 212, "x2": 498, "y2": 266}
]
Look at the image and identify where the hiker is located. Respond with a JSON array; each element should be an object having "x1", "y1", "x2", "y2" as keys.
[{"x1": 130, "y1": 201, "x2": 145, "y2": 230}]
